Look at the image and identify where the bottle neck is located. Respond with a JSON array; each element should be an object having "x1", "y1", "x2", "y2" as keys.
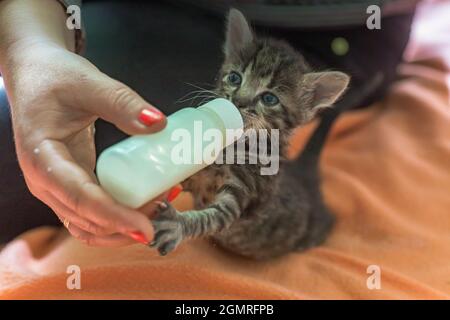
[{"x1": 199, "y1": 107, "x2": 227, "y2": 136}]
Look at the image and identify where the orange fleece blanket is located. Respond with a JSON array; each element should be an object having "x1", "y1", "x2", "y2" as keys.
[{"x1": 0, "y1": 1, "x2": 449, "y2": 300}]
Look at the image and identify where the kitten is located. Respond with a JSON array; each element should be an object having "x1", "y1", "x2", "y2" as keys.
[{"x1": 150, "y1": 9, "x2": 349, "y2": 259}]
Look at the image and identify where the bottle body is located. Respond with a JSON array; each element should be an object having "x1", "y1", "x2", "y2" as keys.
[{"x1": 96, "y1": 99, "x2": 242, "y2": 208}]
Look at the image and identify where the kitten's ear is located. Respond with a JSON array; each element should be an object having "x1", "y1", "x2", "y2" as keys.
[
  {"x1": 224, "y1": 9, "x2": 254, "y2": 58},
  {"x1": 303, "y1": 71, "x2": 350, "y2": 110}
]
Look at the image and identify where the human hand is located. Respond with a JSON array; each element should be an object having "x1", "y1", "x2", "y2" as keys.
[{"x1": 3, "y1": 41, "x2": 168, "y2": 246}]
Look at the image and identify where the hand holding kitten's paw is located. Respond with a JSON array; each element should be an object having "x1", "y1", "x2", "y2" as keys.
[{"x1": 150, "y1": 200, "x2": 185, "y2": 256}]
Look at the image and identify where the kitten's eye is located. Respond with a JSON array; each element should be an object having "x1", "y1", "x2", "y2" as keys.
[
  {"x1": 227, "y1": 71, "x2": 242, "y2": 86},
  {"x1": 261, "y1": 92, "x2": 279, "y2": 106}
]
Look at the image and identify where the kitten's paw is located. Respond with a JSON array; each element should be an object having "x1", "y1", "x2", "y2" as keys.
[{"x1": 150, "y1": 200, "x2": 184, "y2": 256}]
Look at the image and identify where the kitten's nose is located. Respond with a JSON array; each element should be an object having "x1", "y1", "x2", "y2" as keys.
[{"x1": 232, "y1": 98, "x2": 249, "y2": 109}]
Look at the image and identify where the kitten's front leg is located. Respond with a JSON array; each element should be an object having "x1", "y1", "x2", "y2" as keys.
[
  {"x1": 150, "y1": 201, "x2": 185, "y2": 255},
  {"x1": 151, "y1": 186, "x2": 245, "y2": 256}
]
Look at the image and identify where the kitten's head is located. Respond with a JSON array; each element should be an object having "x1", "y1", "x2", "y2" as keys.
[{"x1": 216, "y1": 9, "x2": 350, "y2": 132}]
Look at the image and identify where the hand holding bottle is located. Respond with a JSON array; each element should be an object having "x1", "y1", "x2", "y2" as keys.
[{"x1": 0, "y1": 0, "x2": 168, "y2": 246}]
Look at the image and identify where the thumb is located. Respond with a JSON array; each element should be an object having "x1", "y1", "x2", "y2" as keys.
[{"x1": 81, "y1": 74, "x2": 167, "y2": 135}]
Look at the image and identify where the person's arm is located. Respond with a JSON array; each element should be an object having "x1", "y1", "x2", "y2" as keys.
[
  {"x1": 0, "y1": 0, "x2": 75, "y2": 57},
  {"x1": 0, "y1": 0, "x2": 169, "y2": 246}
]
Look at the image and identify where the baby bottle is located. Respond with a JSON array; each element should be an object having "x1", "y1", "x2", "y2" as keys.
[{"x1": 96, "y1": 98, "x2": 244, "y2": 208}]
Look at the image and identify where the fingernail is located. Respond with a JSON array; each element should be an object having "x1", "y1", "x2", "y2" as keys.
[
  {"x1": 128, "y1": 231, "x2": 149, "y2": 245},
  {"x1": 138, "y1": 107, "x2": 164, "y2": 126},
  {"x1": 167, "y1": 185, "x2": 183, "y2": 202}
]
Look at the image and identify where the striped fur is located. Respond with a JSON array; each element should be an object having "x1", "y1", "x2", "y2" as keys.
[{"x1": 150, "y1": 9, "x2": 349, "y2": 259}]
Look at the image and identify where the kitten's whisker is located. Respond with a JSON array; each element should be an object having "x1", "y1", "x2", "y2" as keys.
[
  {"x1": 177, "y1": 94, "x2": 216, "y2": 105},
  {"x1": 197, "y1": 82, "x2": 216, "y2": 88},
  {"x1": 184, "y1": 82, "x2": 219, "y2": 97},
  {"x1": 177, "y1": 91, "x2": 213, "y2": 103},
  {"x1": 195, "y1": 94, "x2": 217, "y2": 106},
  {"x1": 184, "y1": 82, "x2": 210, "y2": 91},
  {"x1": 176, "y1": 89, "x2": 213, "y2": 103},
  {"x1": 198, "y1": 95, "x2": 216, "y2": 105},
  {"x1": 177, "y1": 82, "x2": 219, "y2": 105}
]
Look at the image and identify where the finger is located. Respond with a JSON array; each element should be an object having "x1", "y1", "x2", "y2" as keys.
[
  {"x1": 138, "y1": 184, "x2": 183, "y2": 218},
  {"x1": 78, "y1": 74, "x2": 167, "y2": 135},
  {"x1": 66, "y1": 223, "x2": 135, "y2": 247},
  {"x1": 167, "y1": 184, "x2": 183, "y2": 202},
  {"x1": 25, "y1": 178, "x2": 113, "y2": 236},
  {"x1": 139, "y1": 191, "x2": 169, "y2": 218},
  {"x1": 35, "y1": 139, "x2": 154, "y2": 243},
  {"x1": 42, "y1": 190, "x2": 113, "y2": 236}
]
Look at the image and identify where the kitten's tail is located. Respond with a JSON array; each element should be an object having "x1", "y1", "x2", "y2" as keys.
[{"x1": 296, "y1": 73, "x2": 383, "y2": 169}]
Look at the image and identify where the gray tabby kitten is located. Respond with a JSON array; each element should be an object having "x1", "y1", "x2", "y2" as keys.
[{"x1": 150, "y1": 9, "x2": 349, "y2": 259}]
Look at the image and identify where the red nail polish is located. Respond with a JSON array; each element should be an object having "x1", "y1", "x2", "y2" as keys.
[
  {"x1": 167, "y1": 185, "x2": 182, "y2": 202},
  {"x1": 128, "y1": 231, "x2": 149, "y2": 245},
  {"x1": 138, "y1": 108, "x2": 164, "y2": 126}
]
